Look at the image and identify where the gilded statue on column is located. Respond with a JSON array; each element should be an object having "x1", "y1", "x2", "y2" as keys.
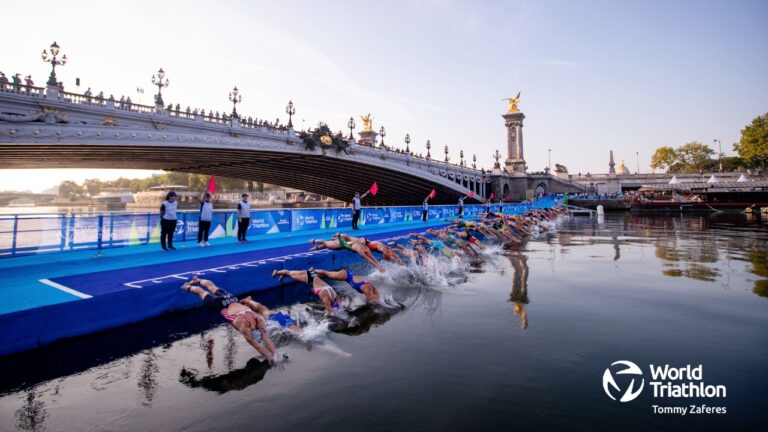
[
  {"x1": 503, "y1": 92, "x2": 521, "y2": 113},
  {"x1": 360, "y1": 113, "x2": 373, "y2": 132}
]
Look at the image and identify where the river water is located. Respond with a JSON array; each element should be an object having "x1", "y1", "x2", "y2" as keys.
[{"x1": 0, "y1": 213, "x2": 766, "y2": 431}]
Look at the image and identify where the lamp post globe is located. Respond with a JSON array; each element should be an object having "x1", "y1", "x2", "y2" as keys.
[
  {"x1": 347, "y1": 117, "x2": 356, "y2": 140},
  {"x1": 404, "y1": 133, "x2": 411, "y2": 154},
  {"x1": 285, "y1": 100, "x2": 295, "y2": 128},
  {"x1": 379, "y1": 126, "x2": 386, "y2": 147},
  {"x1": 42, "y1": 41, "x2": 67, "y2": 88},
  {"x1": 151, "y1": 68, "x2": 170, "y2": 106},
  {"x1": 228, "y1": 86, "x2": 242, "y2": 118}
]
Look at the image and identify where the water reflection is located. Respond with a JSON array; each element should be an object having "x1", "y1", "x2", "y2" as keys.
[
  {"x1": 14, "y1": 390, "x2": 48, "y2": 432},
  {"x1": 506, "y1": 252, "x2": 530, "y2": 330},
  {"x1": 332, "y1": 303, "x2": 405, "y2": 335},
  {"x1": 179, "y1": 358, "x2": 269, "y2": 394},
  {"x1": 137, "y1": 350, "x2": 159, "y2": 407},
  {"x1": 748, "y1": 251, "x2": 768, "y2": 298}
]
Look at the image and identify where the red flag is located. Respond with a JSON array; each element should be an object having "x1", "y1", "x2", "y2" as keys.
[
  {"x1": 369, "y1": 182, "x2": 379, "y2": 196},
  {"x1": 489, "y1": 192, "x2": 495, "y2": 200},
  {"x1": 504, "y1": 194, "x2": 511, "y2": 202},
  {"x1": 468, "y1": 191, "x2": 475, "y2": 199},
  {"x1": 206, "y1": 176, "x2": 217, "y2": 195},
  {"x1": 428, "y1": 189, "x2": 436, "y2": 199}
]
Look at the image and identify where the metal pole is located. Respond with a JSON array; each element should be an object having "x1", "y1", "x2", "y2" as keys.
[
  {"x1": 97, "y1": 215, "x2": 104, "y2": 251},
  {"x1": 11, "y1": 215, "x2": 18, "y2": 256}
]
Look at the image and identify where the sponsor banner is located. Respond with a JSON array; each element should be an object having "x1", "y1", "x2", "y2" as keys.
[
  {"x1": 386, "y1": 207, "x2": 407, "y2": 224},
  {"x1": 363, "y1": 208, "x2": 386, "y2": 225},
  {"x1": 249, "y1": 210, "x2": 292, "y2": 235},
  {"x1": 291, "y1": 209, "x2": 322, "y2": 232}
]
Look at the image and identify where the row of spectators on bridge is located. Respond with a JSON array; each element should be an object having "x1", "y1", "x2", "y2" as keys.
[{"x1": 0, "y1": 72, "x2": 44, "y2": 91}]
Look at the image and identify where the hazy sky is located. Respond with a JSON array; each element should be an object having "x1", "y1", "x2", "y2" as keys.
[{"x1": 1, "y1": 0, "x2": 767, "y2": 192}]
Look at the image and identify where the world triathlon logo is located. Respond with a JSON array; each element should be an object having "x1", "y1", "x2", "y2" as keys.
[{"x1": 602, "y1": 360, "x2": 645, "y2": 402}]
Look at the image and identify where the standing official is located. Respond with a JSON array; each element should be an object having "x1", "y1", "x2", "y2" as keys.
[
  {"x1": 160, "y1": 191, "x2": 178, "y2": 251},
  {"x1": 457, "y1": 195, "x2": 466, "y2": 218},
  {"x1": 422, "y1": 197, "x2": 430, "y2": 222},
  {"x1": 198, "y1": 192, "x2": 213, "y2": 247},
  {"x1": 351, "y1": 191, "x2": 370, "y2": 230},
  {"x1": 237, "y1": 193, "x2": 251, "y2": 243}
]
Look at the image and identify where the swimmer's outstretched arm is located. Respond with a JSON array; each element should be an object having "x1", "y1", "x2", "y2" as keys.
[{"x1": 235, "y1": 319, "x2": 276, "y2": 360}]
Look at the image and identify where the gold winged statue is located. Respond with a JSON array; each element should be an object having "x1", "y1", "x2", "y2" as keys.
[
  {"x1": 361, "y1": 113, "x2": 373, "y2": 132},
  {"x1": 503, "y1": 92, "x2": 521, "y2": 113}
]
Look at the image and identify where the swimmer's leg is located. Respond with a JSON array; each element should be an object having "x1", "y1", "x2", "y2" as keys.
[
  {"x1": 313, "y1": 268, "x2": 347, "y2": 281},
  {"x1": 272, "y1": 269, "x2": 309, "y2": 284},
  {"x1": 181, "y1": 283, "x2": 212, "y2": 302}
]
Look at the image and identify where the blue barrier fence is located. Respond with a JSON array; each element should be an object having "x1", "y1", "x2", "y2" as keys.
[{"x1": 0, "y1": 197, "x2": 558, "y2": 257}]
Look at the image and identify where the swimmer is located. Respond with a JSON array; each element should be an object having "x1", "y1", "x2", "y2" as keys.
[
  {"x1": 272, "y1": 268, "x2": 342, "y2": 316},
  {"x1": 181, "y1": 277, "x2": 280, "y2": 362},
  {"x1": 387, "y1": 241, "x2": 429, "y2": 265},
  {"x1": 239, "y1": 296, "x2": 302, "y2": 333},
  {"x1": 410, "y1": 233, "x2": 456, "y2": 258},
  {"x1": 314, "y1": 268, "x2": 381, "y2": 303},
  {"x1": 309, "y1": 234, "x2": 383, "y2": 271}
]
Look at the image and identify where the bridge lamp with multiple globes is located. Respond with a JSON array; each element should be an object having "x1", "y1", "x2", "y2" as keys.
[
  {"x1": 426, "y1": 140, "x2": 431, "y2": 160},
  {"x1": 460, "y1": 150, "x2": 465, "y2": 167},
  {"x1": 347, "y1": 117, "x2": 355, "y2": 140},
  {"x1": 228, "y1": 87, "x2": 242, "y2": 118},
  {"x1": 286, "y1": 101, "x2": 295, "y2": 129},
  {"x1": 444, "y1": 145, "x2": 449, "y2": 163},
  {"x1": 379, "y1": 126, "x2": 386, "y2": 147},
  {"x1": 151, "y1": 68, "x2": 169, "y2": 106},
  {"x1": 404, "y1": 134, "x2": 411, "y2": 154},
  {"x1": 41, "y1": 41, "x2": 67, "y2": 88},
  {"x1": 473, "y1": 154, "x2": 477, "y2": 169}
]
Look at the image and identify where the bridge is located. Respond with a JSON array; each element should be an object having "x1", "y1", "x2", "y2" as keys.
[
  {"x1": 0, "y1": 56, "x2": 591, "y2": 204},
  {"x1": 0, "y1": 192, "x2": 56, "y2": 206},
  {"x1": 0, "y1": 84, "x2": 491, "y2": 205}
]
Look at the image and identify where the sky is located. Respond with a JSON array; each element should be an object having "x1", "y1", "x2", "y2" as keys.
[{"x1": 1, "y1": 0, "x2": 767, "y2": 192}]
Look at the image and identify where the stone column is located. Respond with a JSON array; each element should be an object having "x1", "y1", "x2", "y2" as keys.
[{"x1": 503, "y1": 111, "x2": 526, "y2": 174}]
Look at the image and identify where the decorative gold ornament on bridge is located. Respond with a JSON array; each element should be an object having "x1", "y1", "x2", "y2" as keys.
[
  {"x1": 503, "y1": 92, "x2": 521, "y2": 113},
  {"x1": 320, "y1": 135, "x2": 332, "y2": 146},
  {"x1": 360, "y1": 113, "x2": 373, "y2": 132},
  {"x1": 102, "y1": 116, "x2": 118, "y2": 126}
]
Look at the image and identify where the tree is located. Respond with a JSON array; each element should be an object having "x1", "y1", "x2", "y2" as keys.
[
  {"x1": 734, "y1": 113, "x2": 768, "y2": 169},
  {"x1": 82, "y1": 178, "x2": 103, "y2": 196},
  {"x1": 650, "y1": 142, "x2": 715, "y2": 173},
  {"x1": 650, "y1": 146, "x2": 679, "y2": 172},
  {"x1": 677, "y1": 141, "x2": 715, "y2": 173},
  {"x1": 57, "y1": 180, "x2": 83, "y2": 198}
]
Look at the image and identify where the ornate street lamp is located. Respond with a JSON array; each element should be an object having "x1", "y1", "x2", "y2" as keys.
[
  {"x1": 444, "y1": 145, "x2": 449, "y2": 163},
  {"x1": 472, "y1": 154, "x2": 477, "y2": 169},
  {"x1": 426, "y1": 140, "x2": 431, "y2": 160},
  {"x1": 228, "y1": 86, "x2": 242, "y2": 118},
  {"x1": 404, "y1": 134, "x2": 411, "y2": 154},
  {"x1": 494, "y1": 149, "x2": 501, "y2": 168},
  {"x1": 151, "y1": 68, "x2": 170, "y2": 106},
  {"x1": 41, "y1": 41, "x2": 67, "y2": 88},
  {"x1": 347, "y1": 117, "x2": 356, "y2": 139},
  {"x1": 285, "y1": 100, "x2": 295, "y2": 128},
  {"x1": 379, "y1": 126, "x2": 386, "y2": 147},
  {"x1": 460, "y1": 150, "x2": 465, "y2": 167}
]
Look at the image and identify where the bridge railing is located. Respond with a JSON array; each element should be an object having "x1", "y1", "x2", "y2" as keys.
[
  {"x1": 0, "y1": 197, "x2": 557, "y2": 258},
  {"x1": 0, "y1": 82, "x2": 46, "y2": 98}
]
